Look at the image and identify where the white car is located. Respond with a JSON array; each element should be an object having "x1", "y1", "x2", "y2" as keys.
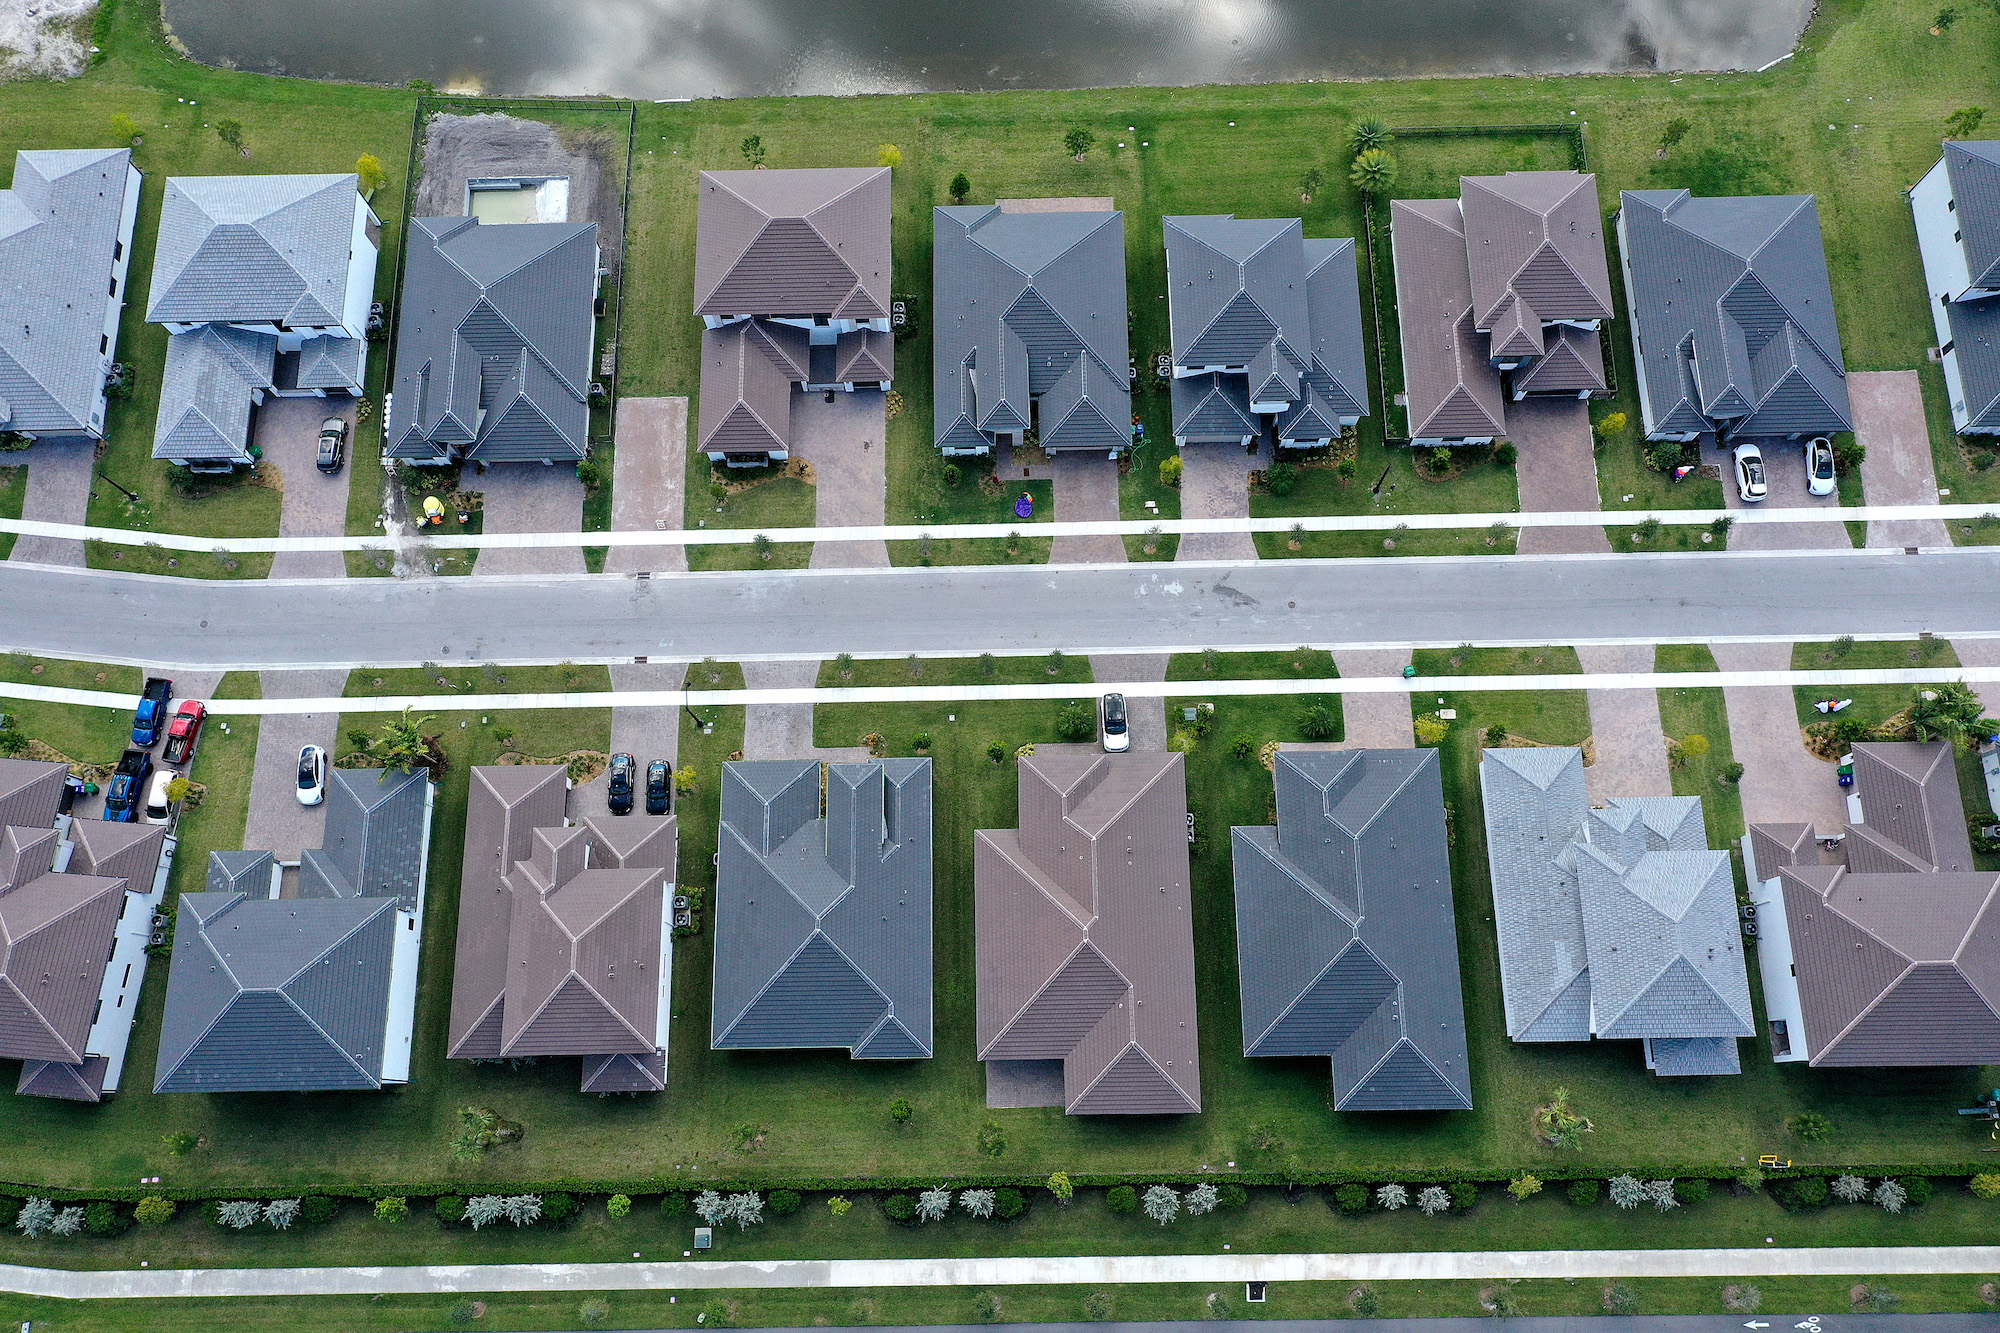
[
  {"x1": 142, "y1": 768, "x2": 177, "y2": 825},
  {"x1": 1805, "y1": 436, "x2": 1836, "y2": 497},
  {"x1": 1099, "y1": 693, "x2": 1130, "y2": 752},
  {"x1": 1732, "y1": 442, "x2": 1767, "y2": 503},
  {"x1": 296, "y1": 744, "x2": 327, "y2": 806}
]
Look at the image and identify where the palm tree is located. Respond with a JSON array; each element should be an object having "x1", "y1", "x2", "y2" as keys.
[
  {"x1": 1349, "y1": 118, "x2": 1393, "y2": 154},
  {"x1": 371, "y1": 707, "x2": 447, "y2": 778},
  {"x1": 1909, "y1": 681, "x2": 1992, "y2": 749},
  {"x1": 1349, "y1": 149, "x2": 1399, "y2": 197}
]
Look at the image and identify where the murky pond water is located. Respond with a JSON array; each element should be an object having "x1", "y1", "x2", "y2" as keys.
[{"x1": 164, "y1": 0, "x2": 1816, "y2": 99}]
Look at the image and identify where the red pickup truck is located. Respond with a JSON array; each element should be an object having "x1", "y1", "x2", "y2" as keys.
[{"x1": 161, "y1": 700, "x2": 206, "y2": 766}]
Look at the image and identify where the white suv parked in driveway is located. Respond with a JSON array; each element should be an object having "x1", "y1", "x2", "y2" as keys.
[
  {"x1": 1733, "y1": 442, "x2": 1767, "y2": 503},
  {"x1": 1805, "y1": 436, "x2": 1836, "y2": 497}
]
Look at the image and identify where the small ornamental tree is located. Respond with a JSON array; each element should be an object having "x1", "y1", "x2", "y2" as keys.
[
  {"x1": 47, "y1": 1206, "x2": 83, "y2": 1237},
  {"x1": 1658, "y1": 118, "x2": 1691, "y2": 150},
  {"x1": 214, "y1": 119, "x2": 244, "y2": 152},
  {"x1": 961, "y1": 1189, "x2": 996, "y2": 1219},
  {"x1": 1186, "y1": 1182, "x2": 1219, "y2": 1216},
  {"x1": 1832, "y1": 1174, "x2": 1870, "y2": 1203},
  {"x1": 135, "y1": 1197, "x2": 176, "y2": 1227},
  {"x1": 1415, "y1": 1186, "x2": 1450, "y2": 1216},
  {"x1": 949, "y1": 173, "x2": 971, "y2": 204},
  {"x1": 740, "y1": 134, "x2": 764, "y2": 166},
  {"x1": 355, "y1": 153, "x2": 387, "y2": 194},
  {"x1": 1788, "y1": 1110, "x2": 1832, "y2": 1141},
  {"x1": 1048, "y1": 1172, "x2": 1074, "y2": 1203},
  {"x1": 917, "y1": 1187, "x2": 953, "y2": 1223},
  {"x1": 828, "y1": 1196, "x2": 852, "y2": 1217},
  {"x1": 1508, "y1": 1175, "x2": 1543, "y2": 1204},
  {"x1": 877, "y1": 144, "x2": 903, "y2": 169},
  {"x1": 1141, "y1": 1185, "x2": 1181, "y2": 1225},
  {"x1": 1064, "y1": 127, "x2": 1095, "y2": 161},
  {"x1": 110, "y1": 112, "x2": 139, "y2": 142},
  {"x1": 1608, "y1": 1174, "x2": 1646, "y2": 1210},
  {"x1": 14, "y1": 1198, "x2": 54, "y2": 1238},
  {"x1": 1376, "y1": 1183, "x2": 1407, "y2": 1211},
  {"x1": 724, "y1": 1192, "x2": 763, "y2": 1229},
  {"x1": 374, "y1": 1197, "x2": 409, "y2": 1223},
  {"x1": 1349, "y1": 148, "x2": 1398, "y2": 197},
  {"x1": 1349, "y1": 119, "x2": 1393, "y2": 153}
]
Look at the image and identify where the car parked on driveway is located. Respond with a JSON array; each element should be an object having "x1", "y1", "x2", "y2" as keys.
[
  {"x1": 1099, "y1": 693, "x2": 1130, "y2": 752},
  {"x1": 143, "y1": 769, "x2": 177, "y2": 826},
  {"x1": 131, "y1": 676, "x2": 173, "y2": 748},
  {"x1": 104, "y1": 749, "x2": 154, "y2": 823},
  {"x1": 645, "y1": 759, "x2": 672, "y2": 815},
  {"x1": 1805, "y1": 435, "x2": 1836, "y2": 497},
  {"x1": 1733, "y1": 442, "x2": 1767, "y2": 503},
  {"x1": 608, "y1": 752, "x2": 636, "y2": 815},
  {"x1": 316, "y1": 416, "x2": 348, "y2": 475},
  {"x1": 296, "y1": 744, "x2": 327, "y2": 807},
  {"x1": 161, "y1": 699, "x2": 206, "y2": 766}
]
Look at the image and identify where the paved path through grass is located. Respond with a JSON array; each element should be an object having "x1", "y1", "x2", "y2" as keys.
[{"x1": 3, "y1": 1245, "x2": 1995, "y2": 1299}]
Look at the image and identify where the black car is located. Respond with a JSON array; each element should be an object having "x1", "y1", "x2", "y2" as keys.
[
  {"x1": 607, "y1": 752, "x2": 636, "y2": 815},
  {"x1": 645, "y1": 759, "x2": 672, "y2": 815}
]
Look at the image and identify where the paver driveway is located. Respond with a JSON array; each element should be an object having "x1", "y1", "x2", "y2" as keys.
[
  {"x1": 258, "y1": 396, "x2": 355, "y2": 580},
  {"x1": 1853, "y1": 369, "x2": 1949, "y2": 549}
]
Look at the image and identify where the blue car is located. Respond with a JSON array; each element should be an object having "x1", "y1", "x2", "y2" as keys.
[{"x1": 104, "y1": 749, "x2": 154, "y2": 823}]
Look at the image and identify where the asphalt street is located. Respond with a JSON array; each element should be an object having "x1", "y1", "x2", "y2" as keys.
[{"x1": 0, "y1": 549, "x2": 1992, "y2": 671}]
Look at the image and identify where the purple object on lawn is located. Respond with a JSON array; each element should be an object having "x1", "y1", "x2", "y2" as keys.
[{"x1": 1015, "y1": 493, "x2": 1034, "y2": 519}]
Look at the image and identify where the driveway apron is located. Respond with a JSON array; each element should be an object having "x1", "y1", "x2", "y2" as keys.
[
  {"x1": 1709, "y1": 641, "x2": 1846, "y2": 836},
  {"x1": 1174, "y1": 441, "x2": 1261, "y2": 562},
  {"x1": 1507, "y1": 399, "x2": 1607, "y2": 555},
  {"x1": 572, "y1": 660, "x2": 687, "y2": 816},
  {"x1": 742, "y1": 659, "x2": 871, "y2": 763},
  {"x1": 1853, "y1": 369, "x2": 1950, "y2": 550},
  {"x1": 242, "y1": 668, "x2": 351, "y2": 863},
  {"x1": 794, "y1": 389, "x2": 888, "y2": 569},
  {"x1": 1716, "y1": 437, "x2": 1848, "y2": 550},
  {"x1": 258, "y1": 397, "x2": 356, "y2": 580},
  {"x1": 1575, "y1": 643, "x2": 1671, "y2": 800},
  {"x1": 1050, "y1": 453, "x2": 1125, "y2": 565},
  {"x1": 473, "y1": 465, "x2": 584, "y2": 576},
  {"x1": 1330, "y1": 648, "x2": 1414, "y2": 749},
  {"x1": 606, "y1": 397, "x2": 688, "y2": 575},
  {"x1": 10, "y1": 437, "x2": 94, "y2": 567}
]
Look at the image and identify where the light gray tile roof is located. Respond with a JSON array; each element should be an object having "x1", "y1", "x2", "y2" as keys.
[
  {"x1": 1574, "y1": 843, "x2": 1753, "y2": 1043},
  {"x1": 1163, "y1": 217, "x2": 1369, "y2": 439},
  {"x1": 148, "y1": 175, "x2": 361, "y2": 328},
  {"x1": 712, "y1": 760, "x2": 933, "y2": 1057},
  {"x1": 298, "y1": 766, "x2": 431, "y2": 908},
  {"x1": 1460, "y1": 172, "x2": 1614, "y2": 329},
  {"x1": 1619, "y1": 189, "x2": 1851, "y2": 439},
  {"x1": 294, "y1": 333, "x2": 364, "y2": 391},
  {"x1": 153, "y1": 888, "x2": 400, "y2": 1093},
  {"x1": 387, "y1": 215, "x2": 596, "y2": 463},
  {"x1": 1945, "y1": 141, "x2": 2000, "y2": 292},
  {"x1": 1645, "y1": 1035, "x2": 1741, "y2": 1075},
  {"x1": 1231, "y1": 750, "x2": 1472, "y2": 1111},
  {"x1": 1479, "y1": 746, "x2": 1590, "y2": 1039},
  {"x1": 151, "y1": 324, "x2": 275, "y2": 462},
  {"x1": 0, "y1": 149, "x2": 136, "y2": 435},
  {"x1": 1390, "y1": 199, "x2": 1507, "y2": 440},
  {"x1": 975, "y1": 749, "x2": 1200, "y2": 1114},
  {"x1": 694, "y1": 168, "x2": 890, "y2": 320},
  {"x1": 933, "y1": 204, "x2": 1130, "y2": 452}
]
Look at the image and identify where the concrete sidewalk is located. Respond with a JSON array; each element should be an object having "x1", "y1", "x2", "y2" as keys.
[{"x1": 1, "y1": 1243, "x2": 1993, "y2": 1299}]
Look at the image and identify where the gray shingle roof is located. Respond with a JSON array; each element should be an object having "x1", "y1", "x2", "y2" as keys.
[
  {"x1": 933, "y1": 203, "x2": 1130, "y2": 452},
  {"x1": 153, "y1": 889, "x2": 401, "y2": 1093},
  {"x1": 1482, "y1": 749, "x2": 1750, "y2": 1071},
  {"x1": 1460, "y1": 172, "x2": 1615, "y2": 330},
  {"x1": 148, "y1": 175, "x2": 362, "y2": 328},
  {"x1": 150, "y1": 324, "x2": 275, "y2": 462},
  {"x1": 0, "y1": 149, "x2": 136, "y2": 436},
  {"x1": 298, "y1": 767, "x2": 431, "y2": 908},
  {"x1": 1390, "y1": 199, "x2": 1507, "y2": 441},
  {"x1": 1619, "y1": 189, "x2": 1852, "y2": 440},
  {"x1": 1163, "y1": 217, "x2": 1369, "y2": 443},
  {"x1": 712, "y1": 759, "x2": 933, "y2": 1057},
  {"x1": 1231, "y1": 750, "x2": 1472, "y2": 1111},
  {"x1": 1945, "y1": 141, "x2": 2000, "y2": 292},
  {"x1": 694, "y1": 168, "x2": 890, "y2": 320},
  {"x1": 975, "y1": 749, "x2": 1200, "y2": 1114},
  {"x1": 386, "y1": 215, "x2": 596, "y2": 463}
]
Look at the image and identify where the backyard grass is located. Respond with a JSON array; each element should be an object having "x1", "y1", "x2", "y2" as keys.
[
  {"x1": 8, "y1": 1266, "x2": 2000, "y2": 1333},
  {"x1": 1655, "y1": 642, "x2": 1747, "y2": 849}
]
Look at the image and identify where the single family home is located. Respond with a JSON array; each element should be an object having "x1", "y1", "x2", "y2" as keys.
[{"x1": 1910, "y1": 141, "x2": 2000, "y2": 435}]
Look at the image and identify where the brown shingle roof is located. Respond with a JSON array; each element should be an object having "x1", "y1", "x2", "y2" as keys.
[
  {"x1": 698, "y1": 319, "x2": 805, "y2": 455},
  {"x1": 1460, "y1": 171, "x2": 1614, "y2": 330},
  {"x1": 0, "y1": 871, "x2": 126, "y2": 1063},
  {"x1": 1389, "y1": 200, "x2": 1507, "y2": 441},
  {"x1": 975, "y1": 749, "x2": 1200, "y2": 1114},
  {"x1": 694, "y1": 168, "x2": 891, "y2": 320}
]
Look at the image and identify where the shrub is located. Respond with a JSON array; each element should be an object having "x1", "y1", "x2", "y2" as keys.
[
  {"x1": 580, "y1": 1299, "x2": 611, "y2": 1328},
  {"x1": 960, "y1": 1189, "x2": 997, "y2": 1219},
  {"x1": 300, "y1": 1196, "x2": 338, "y2": 1225},
  {"x1": 1835, "y1": 438, "x2": 1866, "y2": 472},
  {"x1": 1644, "y1": 439, "x2": 1685, "y2": 472},
  {"x1": 659, "y1": 1192, "x2": 688, "y2": 1219},
  {"x1": 1772, "y1": 1175, "x2": 1829, "y2": 1210},
  {"x1": 576, "y1": 457, "x2": 608, "y2": 492},
  {"x1": 1606, "y1": 1282, "x2": 1639, "y2": 1315},
  {"x1": 1159, "y1": 455, "x2": 1183, "y2": 486},
  {"x1": 1412, "y1": 713, "x2": 1449, "y2": 745},
  {"x1": 1230, "y1": 736, "x2": 1257, "y2": 759},
  {"x1": 1506, "y1": 1175, "x2": 1542, "y2": 1204},
  {"x1": 973, "y1": 1292, "x2": 1003, "y2": 1323},
  {"x1": 134, "y1": 1197, "x2": 176, "y2": 1227},
  {"x1": 1678, "y1": 1178, "x2": 1711, "y2": 1205},
  {"x1": 768, "y1": 1189, "x2": 802, "y2": 1216},
  {"x1": 986, "y1": 740, "x2": 1007, "y2": 764},
  {"x1": 1971, "y1": 1173, "x2": 2000, "y2": 1200},
  {"x1": 1449, "y1": 1181, "x2": 1478, "y2": 1212},
  {"x1": 1083, "y1": 1291, "x2": 1115, "y2": 1321},
  {"x1": 1141, "y1": 1185, "x2": 1181, "y2": 1225},
  {"x1": 541, "y1": 1192, "x2": 578, "y2": 1225},
  {"x1": 1106, "y1": 1185, "x2": 1138, "y2": 1215},
  {"x1": 977, "y1": 1122, "x2": 1007, "y2": 1158},
  {"x1": 374, "y1": 1197, "x2": 409, "y2": 1223},
  {"x1": 1831, "y1": 1174, "x2": 1870, "y2": 1202},
  {"x1": 1055, "y1": 700, "x2": 1097, "y2": 742},
  {"x1": 1264, "y1": 463, "x2": 1300, "y2": 496},
  {"x1": 1216, "y1": 1183, "x2": 1248, "y2": 1210},
  {"x1": 1349, "y1": 1286, "x2": 1380, "y2": 1318},
  {"x1": 84, "y1": 1200, "x2": 129, "y2": 1237},
  {"x1": 435, "y1": 1195, "x2": 467, "y2": 1225},
  {"x1": 1484, "y1": 723, "x2": 1508, "y2": 747},
  {"x1": 264, "y1": 1199, "x2": 301, "y2": 1230},
  {"x1": 1788, "y1": 1110, "x2": 1833, "y2": 1141},
  {"x1": 1298, "y1": 703, "x2": 1339, "y2": 740},
  {"x1": 1333, "y1": 1182, "x2": 1370, "y2": 1215},
  {"x1": 1609, "y1": 1175, "x2": 1646, "y2": 1209},
  {"x1": 161, "y1": 1130, "x2": 198, "y2": 1157},
  {"x1": 1492, "y1": 442, "x2": 1517, "y2": 466},
  {"x1": 1376, "y1": 1183, "x2": 1407, "y2": 1211},
  {"x1": 909, "y1": 731, "x2": 933, "y2": 752},
  {"x1": 994, "y1": 1187, "x2": 1025, "y2": 1220},
  {"x1": 1415, "y1": 1185, "x2": 1450, "y2": 1216},
  {"x1": 1900, "y1": 1176, "x2": 1933, "y2": 1208},
  {"x1": 940, "y1": 463, "x2": 962, "y2": 488},
  {"x1": 880, "y1": 1193, "x2": 918, "y2": 1225},
  {"x1": 606, "y1": 1194, "x2": 631, "y2": 1219},
  {"x1": 1047, "y1": 1172, "x2": 1073, "y2": 1203},
  {"x1": 449, "y1": 1302, "x2": 481, "y2": 1325},
  {"x1": 1567, "y1": 1179, "x2": 1600, "y2": 1206},
  {"x1": 1720, "y1": 761, "x2": 1745, "y2": 784},
  {"x1": 917, "y1": 1187, "x2": 952, "y2": 1223},
  {"x1": 1724, "y1": 1284, "x2": 1763, "y2": 1313}
]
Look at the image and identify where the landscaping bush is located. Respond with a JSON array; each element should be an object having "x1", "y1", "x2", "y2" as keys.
[
  {"x1": 769, "y1": 1189, "x2": 802, "y2": 1216},
  {"x1": 993, "y1": 1188, "x2": 1025, "y2": 1220},
  {"x1": 1678, "y1": 1178, "x2": 1712, "y2": 1205},
  {"x1": 940, "y1": 463, "x2": 962, "y2": 489},
  {"x1": 881, "y1": 1193, "x2": 919, "y2": 1226},
  {"x1": 84, "y1": 1200, "x2": 129, "y2": 1237},
  {"x1": 1771, "y1": 1175, "x2": 1829, "y2": 1211},
  {"x1": 1159, "y1": 456, "x2": 1183, "y2": 487},
  {"x1": 1449, "y1": 1181, "x2": 1478, "y2": 1213},
  {"x1": 134, "y1": 1197, "x2": 175, "y2": 1228},
  {"x1": 1216, "y1": 1183, "x2": 1248, "y2": 1210},
  {"x1": 435, "y1": 1195, "x2": 466, "y2": 1225},
  {"x1": 1264, "y1": 463, "x2": 1299, "y2": 497},
  {"x1": 1900, "y1": 1176, "x2": 1934, "y2": 1208},
  {"x1": 1332, "y1": 1182, "x2": 1370, "y2": 1215},
  {"x1": 1492, "y1": 442, "x2": 1517, "y2": 466},
  {"x1": 1106, "y1": 1185, "x2": 1138, "y2": 1215},
  {"x1": 659, "y1": 1192, "x2": 688, "y2": 1219},
  {"x1": 1566, "y1": 1179, "x2": 1600, "y2": 1206},
  {"x1": 300, "y1": 1195, "x2": 339, "y2": 1225},
  {"x1": 1055, "y1": 700, "x2": 1097, "y2": 742},
  {"x1": 1644, "y1": 439, "x2": 1685, "y2": 472},
  {"x1": 542, "y1": 1192, "x2": 578, "y2": 1225},
  {"x1": 1298, "y1": 703, "x2": 1339, "y2": 740},
  {"x1": 1971, "y1": 1173, "x2": 2000, "y2": 1200}
]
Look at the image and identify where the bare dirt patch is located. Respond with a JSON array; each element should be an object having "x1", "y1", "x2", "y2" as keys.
[
  {"x1": 412, "y1": 112, "x2": 627, "y2": 277},
  {"x1": 0, "y1": 0, "x2": 94, "y2": 81}
]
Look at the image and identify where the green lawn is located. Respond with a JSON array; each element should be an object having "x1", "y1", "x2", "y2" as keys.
[
  {"x1": 892, "y1": 456, "x2": 1054, "y2": 567},
  {"x1": 1788, "y1": 637, "x2": 1960, "y2": 728},
  {"x1": 1655, "y1": 643, "x2": 1747, "y2": 849},
  {"x1": 685, "y1": 465, "x2": 816, "y2": 572}
]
